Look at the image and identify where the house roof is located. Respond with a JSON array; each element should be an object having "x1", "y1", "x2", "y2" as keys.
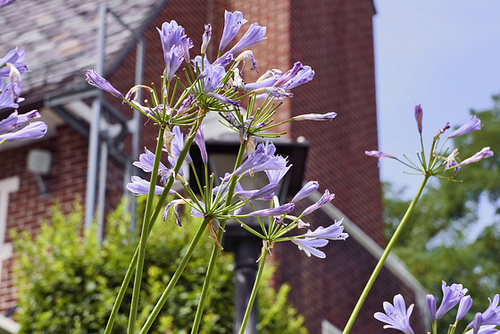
[{"x1": 1, "y1": 0, "x2": 166, "y2": 100}]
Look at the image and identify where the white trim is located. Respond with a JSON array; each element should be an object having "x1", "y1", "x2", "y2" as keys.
[
  {"x1": 322, "y1": 319, "x2": 341, "y2": 334},
  {"x1": 0, "y1": 314, "x2": 20, "y2": 333}
]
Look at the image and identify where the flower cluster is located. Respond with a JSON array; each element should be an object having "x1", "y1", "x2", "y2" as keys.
[
  {"x1": 375, "y1": 281, "x2": 500, "y2": 334},
  {"x1": 0, "y1": 48, "x2": 47, "y2": 144},
  {"x1": 365, "y1": 104, "x2": 493, "y2": 177}
]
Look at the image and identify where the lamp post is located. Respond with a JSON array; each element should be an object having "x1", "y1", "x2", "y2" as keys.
[{"x1": 190, "y1": 133, "x2": 308, "y2": 333}]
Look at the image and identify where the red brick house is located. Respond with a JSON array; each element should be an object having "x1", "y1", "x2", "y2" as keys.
[{"x1": 0, "y1": 0, "x2": 426, "y2": 332}]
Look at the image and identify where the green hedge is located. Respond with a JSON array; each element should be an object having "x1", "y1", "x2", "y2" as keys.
[{"x1": 12, "y1": 200, "x2": 307, "y2": 333}]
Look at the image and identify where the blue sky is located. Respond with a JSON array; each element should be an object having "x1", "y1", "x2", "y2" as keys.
[{"x1": 374, "y1": 1, "x2": 500, "y2": 197}]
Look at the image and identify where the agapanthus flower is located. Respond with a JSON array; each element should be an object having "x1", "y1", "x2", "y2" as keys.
[
  {"x1": 292, "y1": 238, "x2": 328, "y2": 258},
  {"x1": 234, "y1": 50, "x2": 257, "y2": 73},
  {"x1": 167, "y1": 126, "x2": 193, "y2": 171},
  {"x1": 365, "y1": 150, "x2": 396, "y2": 165},
  {"x1": 301, "y1": 189, "x2": 335, "y2": 216},
  {"x1": 212, "y1": 51, "x2": 234, "y2": 67},
  {"x1": 303, "y1": 219, "x2": 348, "y2": 240},
  {"x1": 461, "y1": 147, "x2": 494, "y2": 166},
  {"x1": 374, "y1": 294, "x2": 415, "y2": 334},
  {"x1": 133, "y1": 147, "x2": 171, "y2": 181},
  {"x1": 468, "y1": 294, "x2": 500, "y2": 329},
  {"x1": 86, "y1": 69, "x2": 123, "y2": 98},
  {"x1": 291, "y1": 181, "x2": 319, "y2": 203},
  {"x1": 426, "y1": 294, "x2": 437, "y2": 322},
  {"x1": 435, "y1": 281, "x2": 468, "y2": 319},
  {"x1": 448, "y1": 115, "x2": 482, "y2": 138},
  {"x1": 126, "y1": 176, "x2": 167, "y2": 196},
  {"x1": 219, "y1": 11, "x2": 247, "y2": 51},
  {"x1": 225, "y1": 142, "x2": 288, "y2": 181},
  {"x1": 201, "y1": 24, "x2": 212, "y2": 54},
  {"x1": 436, "y1": 122, "x2": 450, "y2": 138},
  {"x1": 206, "y1": 92, "x2": 241, "y2": 107},
  {"x1": 0, "y1": 81, "x2": 19, "y2": 109},
  {"x1": 457, "y1": 295, "x2": 473, "y2": 321},
  {"x1": 0, "y1": 0, "x2": 16, "y2": 9},
  {"x1": 248, "y1": 202, "x2": 294, "y2": 217},
  {"x1": 229, "y1": 23, "x2": 267, "y2": 55},
  {"x1": 293, "y1": 112, "x2": 337, "y2": 122},
  {"x1": 265, "y1": 165, "x2": 290, "y2": 184},
  {"x1": 0, "y1": 110, "x2": 47, "y2": 143},
  {"x1": 414, "y1": 104, "x2": 423, "y2": 133},
  {"x1": 194, "y1": 126, "x2": 208, "y2": 164},
  {"x1": 157, "y1": 20, "x2": 192, "y2": 80},
  {"x1": 163, "y1": 199, "x2": 188, "y2": 226},
  {"x1": 235, "y1": 183, "x2": 279, "y2": 201},
  {"x1": 0, "y1": 48, "x2": 28, "y2": 77},
  {"x1": 198, "y1": 62, "x2": 226, "y2": 93},
  {"x1": 7, "y1": 63, "x2": 22, "y2": 102}
]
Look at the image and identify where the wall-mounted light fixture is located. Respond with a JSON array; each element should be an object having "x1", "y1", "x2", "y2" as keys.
[{"x1": 27, "y1": 149, "x2": 52, "y2": 195}]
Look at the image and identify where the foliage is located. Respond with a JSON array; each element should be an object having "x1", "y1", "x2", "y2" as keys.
[
  {"x1": 383, "y1": 95, "x2": 500, "y2": 325},
  {"x1": 12, "y1": 200, "x2": 307, "y2": 333}
]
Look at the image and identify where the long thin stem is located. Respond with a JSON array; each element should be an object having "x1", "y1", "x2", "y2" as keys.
[
  {"x1": 138, "y1": 217, "x2": 211, "y2": 334},
  {"x1": 342, "y1": 175, "x2": 429, "y2": 334},
  {"x1": 238, "y1": 249, "x2": 267, "y2": 334},
  {"x1": 105, "y1": 120, "x2": 202, "y2": 334},
  {"x1": 190, "y1": 143, "x2": 247, "y2": 334},
  {"x1": 128, "y1": 126, "x2": 165, "y2": 333}
]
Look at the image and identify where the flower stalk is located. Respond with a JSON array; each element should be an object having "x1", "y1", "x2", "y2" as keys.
[{"x1": 342, "y1": 175, "x2": 429, "y2": 334}]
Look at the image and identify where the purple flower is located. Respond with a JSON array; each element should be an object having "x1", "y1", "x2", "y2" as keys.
[
  {"x1": 0, "y1": 82, "x2": 19, "y2": 109},
  {"x1": 0, "y1": 0, "x2": 16, "y2": 9},
  {"x1": 456, "y1": 295, "x2": 473, "y2": 321},
  {"x1": 212, "y1": 51, "x2": 234, "y2": 67},
  {"x1": 86, "y1": 69, "x2": 123, "y2": 98},
  {"x1": 199, "y1": 63, "x2": 226, "y2": 93},
  {"x1": 0, "y1": 110, "x2": 47, "y2": 143},
  {"x1": 467, "y1": 295, "x2": 500, "y2": 329},
  {"x1": 292, "y1": 181, "x2": 319, "y2": 203},
  {"x1": 374, "y1": 294, "x2": 415, "y2": 334},
  {"x1": 133, "y1": 147, "x2": 171, "y2": 181},
  {"x1": 414, "y1": 104, "x2": 423, "y2": 134},
  {"x1": 435, "y1": 281, "x2": 468, "y2": 319},
  {"x1": 0, "y1": 48, "x2": 29, "y2": 77},
  {"x1": 219, "y1": 11, "x2": 247, "y2": 51},
  {"x1": 365, "y1": 150, "x2": 396, "y2": 165},
  {"x1": 293, "y1": 112, "x2": 337, "y2": 121},
  {"x1": 448, "y1": 115, "x2": 482, "y2": 138},
  {"x1": 164, "y1": 47, "x2": 184, "y2": 81},
  {"x1": 436, "y1": 122, "x2": 451, "y2": 138},
  {"x1": 206, "y1": 92, "x2": 241, "y2": 107},
  {"x1": 163, "y1": 200, "x2": 185, "y2": 226},
  {"x1": 236, "y1": 183, "x2": 279, "y2": 201},
  {"x1": 273, "y1": 61, "x2": 303, "y2": 87},
  {"x1": 126, "y1": 176, "x2": 166, "y2": 196},
  {"x1": 461, "y1": 147, "x2": 493, "y2": 166},
  {"x1": 194, "y1": 126, "x2": 208, "y2": 164},
  {"x1": 157, "y1": 20, "x2": 186, "y2": 53},
  {"x1": 169, "y1": 126, "x2": 192, "y2": 166},
  {"x1": 234, "y1": 50, "x2": 257, "y2": 72},
  {"x1": 7, "y1": 63, "x2": 22, "y2": 102},
  {"x1": 303, "y1": 219, "x2": 348, "y2": 240},
  {"x1": 229, "y1": 23, "x2": 267, "y2": 55},
  {"x1": 0, "y1": 121, "x2": 47, "y2": 142},
  {"x1": 301, "y1": 189, "x2": 335, "y2": 216},
  {"x1": 292, "y1": 238, "x2": 329, "y2": 258},
  {"x1": 282, "y1": 65, "x2": 314, "y2": 90},
  {"x1": 201, "y1": 24, "x2": 212, "y2": 54},
  {"x1": 227, "y1": 142, "x2": 288, "y2": 181},
  {"x1": 248, "y1": 203, "x2": 294, "y2": 217},
  {"x1": 426, "y1": 294, "x2": 437, "y2": 322},
  {"x1": 265, "y1": 165, "x2": 290, "y2": 184}
]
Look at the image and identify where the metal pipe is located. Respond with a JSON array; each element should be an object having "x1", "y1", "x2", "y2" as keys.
[
  {"x1": 97, "y1": 139, "x2": 108, "y2": 243},
  {"x1": 84, "y1": 4, "x2": 107, "y2": 231}
]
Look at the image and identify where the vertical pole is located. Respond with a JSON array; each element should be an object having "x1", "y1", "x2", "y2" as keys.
[
  {"x1": 97, "y1": 139, "x2": 108, "y2": 243},
  {"x1": 129, "y1": 38, "x2": 145, "y2": 233},
  {"x1": 85, "y1": 4, "x2": 107, "y2": 231},
  {"x1": 233, "y1": 237, "x2": 260, "y2": 334}
]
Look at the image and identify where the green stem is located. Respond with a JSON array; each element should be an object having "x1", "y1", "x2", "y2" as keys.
[
  {"x1": 238, "y1": 249, "x2": 267, "y2": 334},
  {"x1": 128, "y1": 126, "x2": 165, "y2": 333},
  {"x1": 105, "y1": 120, "x2": 202, "y2": 334},
  {"x1": 138, "y1": 217, "x2": 211, "y2": 334},
  {"x1": 342, "y1": 175, "x2": 429, "y2": 334},
  {"x1": 190, "y1": 143, "x2": 247, "y2": 334}
]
